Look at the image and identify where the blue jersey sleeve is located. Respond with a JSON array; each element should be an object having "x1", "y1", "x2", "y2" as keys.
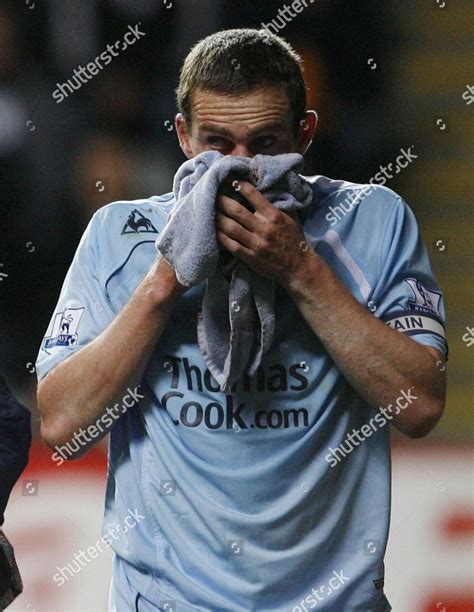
[
  {"x1": 35, "y1": 211, "x2": 115, "y2": 381},
  {"x1": 371, "y1": 195, "x2": 448, "y2": 360}
]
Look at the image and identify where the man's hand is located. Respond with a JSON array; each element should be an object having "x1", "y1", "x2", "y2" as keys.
[
  {"x1": 216, "y1": 180, "x2": 446, "y2": 439},
  {"x1": 215, "y1": 180, "x2": 311, "y2": 285}
]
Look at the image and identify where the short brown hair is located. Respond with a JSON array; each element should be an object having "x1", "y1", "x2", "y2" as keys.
[{"x1": 175, "y1": 28, "x2": 307, "y2": 134}]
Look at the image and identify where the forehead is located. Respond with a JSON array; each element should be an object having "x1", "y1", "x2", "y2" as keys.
[{"x1": 189, "y1": 86, "x2": 292, "y2": 135}]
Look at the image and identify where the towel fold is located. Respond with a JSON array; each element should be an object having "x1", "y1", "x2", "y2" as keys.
[{"x1": 155, "y1": 150, "x2": 313, "y2": 392}]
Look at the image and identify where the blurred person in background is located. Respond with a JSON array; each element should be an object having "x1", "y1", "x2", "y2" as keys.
[{"x1": 0, "y1": 375, "x2": 31, "y2": 609}]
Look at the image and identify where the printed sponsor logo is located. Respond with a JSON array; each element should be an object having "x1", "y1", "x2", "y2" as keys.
[{"x1": 160, "y1": 355, "x2": 311, "y2": 431}]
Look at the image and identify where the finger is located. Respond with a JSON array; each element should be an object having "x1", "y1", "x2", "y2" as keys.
[
  {"x1": 216, "y1": 229, "x2": 254, "y2": 261},
  {"x1": 215, "y1": 211, "x2": 256, "y2": 247},
  {"x1": 217, "y1": 193, "x2": 257, "y2": 231},
  {"x1": 233, "y1": 181, "x2": 273, "y2": 216}
]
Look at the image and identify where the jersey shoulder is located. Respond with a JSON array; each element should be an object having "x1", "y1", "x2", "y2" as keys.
[
  {"x1": 93, "y1": 193, "x2": 175, "y2": 234},
  {"x1": 84, "y1": 193, "x2": 175, "y2": 281},
  {"x1": 302, "y1": 174, "x2": 404, "y2": 226}
]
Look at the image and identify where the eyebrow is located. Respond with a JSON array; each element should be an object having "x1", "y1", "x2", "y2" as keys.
[{"x1": 198, "y1": 122, "x2": 286, "y2": 139}]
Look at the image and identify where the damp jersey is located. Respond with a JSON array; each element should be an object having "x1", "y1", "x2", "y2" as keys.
[{"x1": 36, "y1": 175, "x2": 448, "y2": 612}]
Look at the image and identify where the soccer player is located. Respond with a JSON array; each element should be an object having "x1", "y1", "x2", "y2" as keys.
[{"x1": 36, "y1": 29, "x2": 447, "y2": 611}]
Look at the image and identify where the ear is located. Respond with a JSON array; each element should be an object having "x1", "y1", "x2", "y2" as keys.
[
  {"x1": 296, "y1": 110, "x2": 318, "y2": 155},
  {"x1": 175, "y1": 113, "x2": 194, "y2": 159}
]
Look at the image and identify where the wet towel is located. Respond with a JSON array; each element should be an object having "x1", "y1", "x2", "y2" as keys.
[{"x1": 155, "y1": 150, "x2": 313, "y2": 393}]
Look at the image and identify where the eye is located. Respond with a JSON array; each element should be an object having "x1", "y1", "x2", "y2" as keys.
[
  {"x1": 208, "y1": 136, "x2": 227, "y2": 148},
  {"x1": 253, "y1": 136, "x2": 275, "y2": 151},
  {"x1": 260, "y1": 137, "x2": 274, "y2": 147}
]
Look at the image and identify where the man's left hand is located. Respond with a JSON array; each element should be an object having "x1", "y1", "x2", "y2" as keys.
[{"x1": 215, "y1": 180, "x2": 315, "y2": 286}]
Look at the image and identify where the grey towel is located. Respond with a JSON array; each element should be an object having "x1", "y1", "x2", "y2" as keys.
[{"x1": 155, "y1": 151, "x2": 313, "y2": 392}]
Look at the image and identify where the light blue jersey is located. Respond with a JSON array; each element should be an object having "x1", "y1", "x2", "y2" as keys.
[{"x1": 36, "y1": 176, "x2": 448, "y2": 611}]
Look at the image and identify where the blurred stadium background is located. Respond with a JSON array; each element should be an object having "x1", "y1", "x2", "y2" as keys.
[{"x1": 0, "y1": 0, "x2": 472, "y2": 610}]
